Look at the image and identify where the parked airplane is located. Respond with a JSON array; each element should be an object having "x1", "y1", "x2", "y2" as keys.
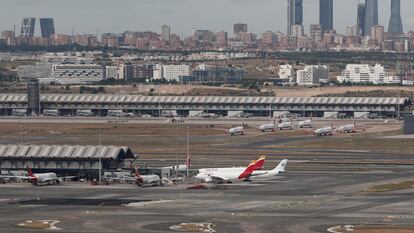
[
  {"x1": 195, "y1": 156, "x2": 266, "y2": 183},
  {"x1": 311, "y1": 120, "x2": 335, "y2": 136},
  {"x1": 298, "y1": 115, "x2": 313, "y2": 128},
  {"x1": 259, "y1": 119, "x2": 276, "y2": 132},
  {"x1": 134, "y1": 168, "x2": 162, "y2": 187},
  {"x1": 226, "y1": 122, "x2": 245, "y2": 136},
  {"x1": 26, "y1": 168, "x2": 62, "y2": 186},
  {"x1": 278, "y1": 118, "x2": 293, "y2": 130},
  {"x1": 336, "y1": 118, "x2": 365, "y2": 134},
  {"x1": 249, "y1": 159, "x2": 288, "y2": 181}
]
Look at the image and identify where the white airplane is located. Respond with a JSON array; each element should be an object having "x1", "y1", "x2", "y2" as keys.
[
  {"x1": 195, "y1": 156, "x2": 266, "y2": 183},
  {"x1": 336, "y1": 118, "x2": 365, "y2": 134},
  {"x1": 259, "y1": 119, "x2": 276, "y2": 132},
  {"x1": 311, "y1": 120, "x2": 335, "y2": 136},
  {"x1": 226, "y1": 122, "x2": 245, "y2": 136},
  {"x1": 278, "y1": 118, "x2": 293, "y2": 130},
  {"x1": 298, "y1": 115, "x2": 313, "y2": 128},
  {"x1": 249, "y1": 159, "x2": 288, "y2": 181},
  {"x1": 26, "y1": 167, "x2": 62, "y2": 186},
  {"x1": 134, "y1": 168, "x2": 162, "y2": 187}
]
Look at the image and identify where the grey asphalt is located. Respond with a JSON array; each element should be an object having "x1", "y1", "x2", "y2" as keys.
[{"x1": 0, "y1": 168, "x2": 413, "y2": 233}]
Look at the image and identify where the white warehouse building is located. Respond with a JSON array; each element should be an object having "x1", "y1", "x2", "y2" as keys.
[
  {"x1": 296, "y1": 65, "x2": 329, "y2": 86},
  {"x1": 337, "y1": 64, "x2": 400, "y2": 85},
  {"x1": 278, "y1": 64, "x2": 294, "y2": 83}
]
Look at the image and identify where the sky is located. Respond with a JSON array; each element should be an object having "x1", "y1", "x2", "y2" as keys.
[{"x1": 1, "y1": 0, "x2": 413, "y2": 37}]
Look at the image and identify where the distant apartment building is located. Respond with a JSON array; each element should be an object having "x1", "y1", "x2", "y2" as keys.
[
  {"x1": 346, "y1": 25, "x2": 360, "y2": 37},
  {"x1": 278, "y1": 64, "x2": 294, "y2": 83},
  {"x1": 310, "y1": 24, "x2": 323, "y2": 41},
  {"x1": 161, "y1": 25, "x2": 171, "y2": 43},
  {"x1": 118, "y1": 63, "x2": 134, "y2": 80},
  {"x1": 233, "y1": 23, "x2": 248, "y2": 35},
  {"x1": 105, "y1": 66, "x2": 118, "y2": 79},
  {"x1": 261, "y1": 31, "x2": 277, "y2": 46},
  {"x1": 337, "y1": 64, "x2": 400, "y2": 84},
  {"x1": 216, "y1": 31, "x2": 228, "y2": 46},
  {"x1": 291, "y1": 25, "x2": 304, "y2": 38},
  {"x1": 296, "y1": 65, "x2": 328, "y2": 86},
  {"x1": 371, "y1": 25, "x2": 384, "y2": 44},
  {"x1": 152, "y1": 64, "x2": 190, "y2": 82}
]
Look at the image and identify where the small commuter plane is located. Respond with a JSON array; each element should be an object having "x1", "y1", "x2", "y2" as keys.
[
  {"x1": 134, "y1": 168, "x2": 162, "y2": 187},
  {"x1": 249, "y1": 159, "x2": 288, "y2": 181},
  {"x1": 297, "y1": 115, "x2": 313, "y2": 128},
  {"x1": 259, "y1": 119, "x2": 276, "y2": 132},
  {"x1": 226, "y1": 122, "x2": 245, "y2": 136},
  {"x1": 336, "y1": 118, "x2": 366, "y2": 134},
  {"x1": 195, "y1": 156, "x2": 266, "y2": 183}
]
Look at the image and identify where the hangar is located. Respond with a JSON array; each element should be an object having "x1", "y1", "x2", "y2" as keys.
[{"x1": 0, "y1": 144, "x2": 138, "y2": 179}]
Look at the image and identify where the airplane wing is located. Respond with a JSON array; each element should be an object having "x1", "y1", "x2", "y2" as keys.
[{"x1": 209, "y1": 176, "x2": 229, "y2": 184}]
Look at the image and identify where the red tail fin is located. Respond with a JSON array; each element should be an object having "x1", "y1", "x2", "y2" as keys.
[
  {"x1": 238, "y1": 160, "x2": 258, "y2": 180},
  {"x1": 134, "y1": 167, "x2": 144, "y2": 185},
  {"x1": 27, "y1": 166, "x2": 34, "y2": 177},
  {"x1": 253, "y1": 156, "x2": 266, "y2": 170}
]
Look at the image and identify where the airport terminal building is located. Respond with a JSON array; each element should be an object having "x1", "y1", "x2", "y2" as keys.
[
  {"x1": 0, "y1": 144, "x2": 138, "y2": 179},
  {"x1": 0, "y1": 93, "x2": 410, "y2": 118}
]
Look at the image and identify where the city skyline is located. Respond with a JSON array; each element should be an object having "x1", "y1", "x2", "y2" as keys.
[{"x1": 1, "y1": 0, "x2": 414, "y2": 36}]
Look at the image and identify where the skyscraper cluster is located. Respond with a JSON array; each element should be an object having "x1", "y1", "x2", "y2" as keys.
[
  {"x1": 20, "y1": 17, "x2": 55, "y2": 38},
  {"x1": 287, "y1": 0, "x2": 404, "y2": 37}
]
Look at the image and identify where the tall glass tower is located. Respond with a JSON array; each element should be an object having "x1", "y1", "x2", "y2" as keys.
[
  {"x1": 388, "y1": 0, "x2": 403, "y2": 34},
  {"x1": 364, "y1": 0, "x2": 378, "y2": 36},
  {"x1": 40, "y1": 18, "x2": 55, "y2": 38},
  {"x1": 357, "y1": 3, "x2": 366, "y2": 36},
  {"x1": 287, "y1": 0, "x2": 303, "y2": 35},
  {"x1": 20, "y1": 17, "x2": 36, "y2": 38},
  {"x1": 319, "y1": 0, "x2": 333, "y2": 33}
]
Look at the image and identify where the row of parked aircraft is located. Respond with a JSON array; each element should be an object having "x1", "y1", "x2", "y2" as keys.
[
  {"x1": 227, "y1": 117, "x2": 364, "y2": 137},
  {"x1": 0, "y1": 156, "x2": 287, "y2": 186}
]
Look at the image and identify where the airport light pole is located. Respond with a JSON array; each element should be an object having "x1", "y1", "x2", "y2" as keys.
[
  {"x1": 186, "y1": 126, "x2": 190, "y2": 180},
  {"x1": 19, "y1": 124, "x2": 23, "y2": 144},
  {"x1": 98, "y1": 129, "x2": 102, "y2": 184}
]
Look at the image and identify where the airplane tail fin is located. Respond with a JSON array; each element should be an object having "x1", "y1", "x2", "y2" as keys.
[
  {"x1": 238, "y1": 160, "x2": 258, "y2": 180},
  {"x1": 253, "y1": 155, "x2": 266, "y2": 170},
  {"x1": 27, "y1": 166, "x2": 34, "y2": 177},
  {"x1": 134, "y1": 167, "x2": 144, "y2": 185},
  {"x1": 271, "y1": 159, "x2": 288, "y2": 173}
]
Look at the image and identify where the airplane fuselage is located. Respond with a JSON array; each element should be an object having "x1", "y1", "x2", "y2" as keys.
[
  {"x1": 314, "y1": 126, "x2": 333, "y2": 136},
  {"x1": 259, "y1": 123, "x2": 275, "y2": 132},
  {"x1": 227, "y1": 126, "x2": 244, "y2": 135}
]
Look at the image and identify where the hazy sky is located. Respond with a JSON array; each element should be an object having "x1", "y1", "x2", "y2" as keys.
[{"x1": 1, "y1": 0, "x2": 413, "y2": 36}]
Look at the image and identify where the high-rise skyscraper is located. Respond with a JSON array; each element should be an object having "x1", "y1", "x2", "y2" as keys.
[
  {"x1": 161, "y1": 25, "x2": 171, "y2": 42},
  {"x1": 388, "y1": 0, "x2": 403, "y2": 35},
  {"x1": 287, "y1": 0, "x2": 303, "y2": 35},
  {"x1": 364, "y1": 0, "x2": 378, "y2": 36},
  {"x1": 319, "y1": 0, "x2": 333, "y2": 33},
  {"x1": 39, "y1": 18, "x2": 55, "y2": 38},
  {"x1": 20, "y1": 17, "x2": 36, "y2": 38},
  {"x1": 357, "y1": 3, "x2": 366, "y2": 36}
]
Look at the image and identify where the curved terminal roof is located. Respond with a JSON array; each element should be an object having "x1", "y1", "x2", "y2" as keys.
[
  {"x1": 0, "y1": 94, "x2": 409, "y2": 105},
  {"x1": 0, "y1": 144, "x2": 137, "y2": 160}
]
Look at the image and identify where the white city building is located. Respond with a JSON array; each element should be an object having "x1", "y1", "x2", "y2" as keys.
[
  {"x1": 278, "y1": 64, "x2": 294, "y2": 83},
  {"x1": 337, "y1": 64, "x2": 400, "y2": 85},
  {"x1": 152, "y1": 64, "x2": 190, "y2": 81},
  {"x1": 296, "y1": 65, "x2": 329, "y2": 86},
  {"x1": 105, "y1": 66, "x2": 118, "y2": 79}
]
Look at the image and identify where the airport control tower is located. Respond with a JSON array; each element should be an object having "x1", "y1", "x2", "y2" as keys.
[{"x1": 27, "y1": 78, "x2": 40, "y2": 116}]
